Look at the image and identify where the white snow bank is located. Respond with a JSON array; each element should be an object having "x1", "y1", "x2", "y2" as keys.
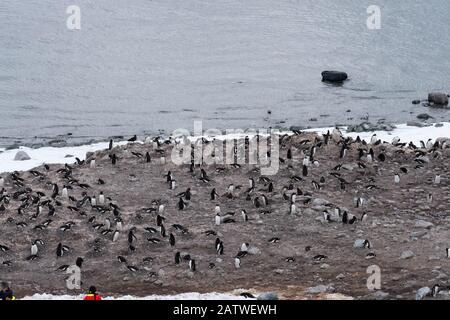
[
  {"x1": 0, "y1": 141, "x2": 128, "y2": 174},
  {"x1": 21, "y1": 292, "x2": 248, "y2": 300},
  {"x1": 1, "y1": 123, "x2": 449, "y2": 174}
]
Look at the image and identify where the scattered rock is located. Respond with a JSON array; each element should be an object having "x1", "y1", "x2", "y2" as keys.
[
  {"x1": 416, "y1": 287, "x2": 431, "y2": 300},
  {"x1": 417, "y1": 113, "x2": 433, "y2": 120},
  {"x1": 415, "y1": 220, "x2": 434, "y2": 229},
  {"x1": 347, "y1": 121, "x2": 395, "y2": 133},
  {"x1": 14, "y1": 151, "x2": 31, "y2": 161},
  {"x1": 406, "y1": 121, "x2": 428, "y2": 128},
  {"x1": 257, "y1": 292, "x2": 278, "y2": 300},
  {"x1": 428, "y1": 92, "x2": 449, "y2": 106},
  {"x1": 400, "y1": 250, "x2": 415, "y2": 260},
  {"x1": 64, "y1": 154, "x2": 74, "y2": 158},
  {"x1": 412, "y1": 99, "x2": 421, "y2": 105},
  {"x1": 307, "y1": 284, "x2": 334, "y2": 294}
]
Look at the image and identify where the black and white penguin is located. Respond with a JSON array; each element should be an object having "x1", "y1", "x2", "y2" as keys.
[
  {"x1": 169, "y1": 233, "x2": 176, "y2": 246},
  {"x1": 175, "y1": 252, "x2": 181, "y2": 264},
  {"x1": 446, "y1": 248, "x2": 449, "y2": 259},
  {"x1": 112, "y1": 230, "x2": 120, "y2": 242},
  {"x1": 394, "y1": 173, "x2": 400, "y2": 184},
  {"x1": 75, "y1": 257, "x2": 84, "y2": 268},
  {"x1": 361, "y1": 212, "x2": 368, "y2": 223},
  {"x1": 234, "y1": 257, "x2": 241, "y2": 269},
  {"x1": 178, "y1": 197, "x2": 187, "y2": 210},
  {"x1": 109, "y1": 139, "x2": 113, "y2": 150},
  {"x1": 98, "y1": 192, "x2": 105, "y2": 205},
  {"x1": 31, "y1": 240, "x2": 39, "y2": 256},
  {"x1": 210, "y1": 188, "x2": 219, "y2": 201},
  {"x1": 302, "y1": 165, "x2": 308, "y2": 177},
  {"x1": 169, "y1": 179, "x2": 177, "y2": 190},
  {"x1": 216, "y1": 241, "x2": 224, "y2": 255},
  {"x1": 189, "y1": 259, "x2": 196, "y2": 272},
  {"x1": 434, "y1": 175, "x2": 441, "y2": 184},
  {"x1": 289, "y1": 202, "x2": 296, "y2": 215},
  {"x1": 241, "y1": 209, "x2": 248, "y2": 222},
  {"x1": 215, "y1": 213, "x2": 221, "y2": 226}
]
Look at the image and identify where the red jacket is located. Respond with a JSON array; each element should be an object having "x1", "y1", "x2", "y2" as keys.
[{"x1": 83, "y1": 293, "x2": 102, "y2": 300}]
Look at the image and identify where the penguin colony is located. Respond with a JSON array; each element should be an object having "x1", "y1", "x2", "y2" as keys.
[{"x1": 0, "y1": 130, "x2": 449, "y2": 299}]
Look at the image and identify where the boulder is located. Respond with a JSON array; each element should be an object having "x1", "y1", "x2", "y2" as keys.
[
  {"x1": 428, "y1": 93, "x2": 448, "y2": 105},
  {"x1": 400, "y1": 250, "x2": 415, "y2": 260},
  {"x1": 14, "y1": 151, "x2": 31, "y2": 161},
  {"x1": 321, "y1": 71, "x2": 348, "y2": 83},
  {"x1": 257, "y1": 292, "x2": 278, "y2": 300},
  {"x1": 414, "y1": 220, "x2": 434, "y2": 229},
  {"x1": 416, "y1": 287, "x2": 431, "y2": 300}
]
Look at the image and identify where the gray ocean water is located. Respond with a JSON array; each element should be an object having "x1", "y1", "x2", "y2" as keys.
[{"x1": 1, "y1": 0, "x2": 450, "y2": 148}]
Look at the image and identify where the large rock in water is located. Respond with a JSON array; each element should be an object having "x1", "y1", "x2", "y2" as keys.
[
  {"x1": 428, "y1": 93, "x2": 449, "y2": 105},
  {"x1": 321, "y1": 71, "x2": 348, "y2": 83},
  {"x1": 14, "y1": 150, "x2": 31, "y2": 161}
]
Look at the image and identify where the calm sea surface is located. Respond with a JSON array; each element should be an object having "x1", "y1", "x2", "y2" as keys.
[{"x1": 1, "y1": 0, "x2": 449, "y2": 147}]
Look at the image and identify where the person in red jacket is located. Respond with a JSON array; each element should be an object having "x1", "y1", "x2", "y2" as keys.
[{"x1": 83, "y1": 286, "x2": 102, "y2": 300}]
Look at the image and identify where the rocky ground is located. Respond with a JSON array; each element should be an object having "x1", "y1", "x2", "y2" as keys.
[{"x1": 0, "y1": 130, "x2": 449, "y2": 300}]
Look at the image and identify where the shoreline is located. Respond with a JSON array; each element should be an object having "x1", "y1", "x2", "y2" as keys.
[{"x1": 1, "y1": 122, "x2": 450, "y2": 174}]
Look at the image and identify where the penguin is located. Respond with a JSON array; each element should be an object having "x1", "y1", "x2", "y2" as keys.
[
  {"x1": 0, "y1": 177, "x2": 4, "y2": 187},
  {"x1": 62, "y1": 187, "x2": 68, "y2": 199},
  {"x1": 214, "y1": 204, "x2": 221, "y2": 214},
  {"x1": 98, "y1": 191, "x2": 105, "y2": 205},
  {"x1": 160, "y1": 224, "x2": 166, "y2": 237},
  {"x1": 289, "y1": 202, "x2": 296, "y2": 215},
  {"x1": 241, "y1": 209, "x2": 248, "y2": 222},
  {"x1": 145, "y1": 152, "x2": 151, "y2": 163},
  {"x1": 342, "y1": 211, "x2": 348, "y2": 224},
  {"x1": 90, "y1": 159, "x2": 96, "y2": 168},
  {"x1": 56, "y1": 243, "x2": 69, "y2": 258},
  {"x1": 361, "y1": 212, "x2": 368, "y2": 223},
  {"x1": 216, "y1": 241, "x2": 224, "y2": 255},
  {"x1": 215, "y1": 213, "x2": 221, "y2": 226},
  {"x1": 363, "y1": 240, "x2": 372, "y2": 249},
  {"x1": 394, "y1": 173, "x2": 400, "y2": 184},
  {"x1": 302, "y1": 165, "x2": 308, "y2": 177},
  {"x1": 158, "y1": 204, "x2": 165, "y2": 214},
  {"x1": 189, "y1": 259, "x2": 196, "y2": 272},
  {"x1": 128, "y1": 228, "x2": 137, "y2": 244},
  {"x1": 112, "y1": 230, "x2": 120, "y2": 242},
  {"x1": 240, "y1": 243, "x2": 249, "y2": 252},
  {"x1": 91, "y1": 196, "x2": 97, "y2": 206},
  {"x1": 210, "y1": 188, "x2": 219, "y2": 201},
  {"x1": 370, "y1": 134, "x2": 378, "y2": 145},
  {"x1": 51, "y1": 183, "x2": 59, "y2": 199},
  {"x1": 103, "y1": 217, "x2": 111, "y2": 230},
  {"x1": 446, "y1": 248, "x2": 449, "y2": 259},
  {"x1": 431, "y1": 284, "x2": 440, "y2": 298},
  {"x1": 110, "y1": 154, "x2": 118, "y2": 165},
  {"x1": 434, "y1": 175, "x2": 441, "y2": 184},
  {"x1": 169, "y1": 179, "x2": 176, "y2": 190},
  {"x1": 234, "y1": 257, "x2": 241, "y2": 269},
  {"x1": 178, "y1": 197, "x2": 187, "y2": 210},
  {"x1": 169, "y1": 233, "x2": 176, "y2": 246},
  {"x1": 31, "y1": 241, "x2": 39, "y2": 256},
  {"x1": 175, "y1": 251, "x2": 181, "y2": 264},
  {"x1": 109, "y1": 139, "x2": 113, "y2": 150},
  {"x1": 75, "y1": 257, "x2": 84, "y2": 268},
  {"x1": 116, "y1": 217, "x2": 123, "y2": 231},
  {"x1": 128, "y1": 135, "x2": 137, "y2": 142},
  {"x1": 156, "y1": 214, "x2": 164, "y2": 226},
  {"x1": 427, "y1": 193, "x2": 433, "y2": 203},
  {"x1": 117, "y1": 256, "x2": 127, "y2": 263}
]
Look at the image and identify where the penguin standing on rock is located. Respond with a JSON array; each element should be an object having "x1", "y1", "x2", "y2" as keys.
[{"x1": 189, "y1": 259, "x2": 196, "y2": 272}]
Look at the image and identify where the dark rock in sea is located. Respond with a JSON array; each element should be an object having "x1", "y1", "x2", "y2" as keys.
[
  {"x1": 289, "y1": 125, "x2": 306, "y2": 131},
  {"x1": 48, "y1": 139, "x2": 67, "y2": 147},
  {"x1": 65, "y1": 154, "x2": 74, "y2": 158},
  {"x1": 428, "y1": 93, "x2": 449, "y2": 106},
  {"x1": 6, "y1": 144, "x2": 21, "y2": 150},
  {"x1": 309, "y1": 118, "x2": 317, "y2": 122},
  {"x1": 14, "y1": 150, "x2": 31, "y2": 161},
  {"x1": 321, "y1": 71, "x2": 348, "y2": 83},
  {"x1": 417, "y1": 113, "x2": 433, "y2": 120},
  {"x1": 346, "y1": 122, "x2": 395, "y2": 133},
  {"x1": 412, "y1": 100, "x2": 421, "y2": 105},
  {"x1": 435, "y1": 123, "x2": 444, "y2": 127}
]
